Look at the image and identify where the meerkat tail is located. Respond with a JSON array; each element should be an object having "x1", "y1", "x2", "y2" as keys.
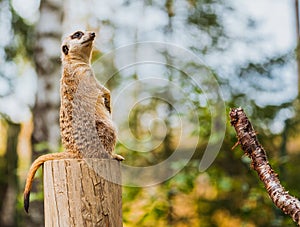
[{"x1": 23, "y1": 152, "x2": 77, "y2": 213}]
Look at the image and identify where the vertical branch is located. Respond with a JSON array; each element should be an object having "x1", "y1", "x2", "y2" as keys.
[{"x1": 230, "y1": 107, "x2": 300, "y2": 225}]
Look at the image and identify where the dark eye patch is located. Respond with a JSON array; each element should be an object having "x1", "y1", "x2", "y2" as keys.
[
  {"x1": 71, "y1": 31, "x2": 84, "y2": 39},
  {"x1": 62, "y1": 45, "x2": 69, "y2": 55}
]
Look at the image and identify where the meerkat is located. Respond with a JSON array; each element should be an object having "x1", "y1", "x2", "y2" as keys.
[{"x1": 23, "y1": 30, "x2": 124, "y2": 213}]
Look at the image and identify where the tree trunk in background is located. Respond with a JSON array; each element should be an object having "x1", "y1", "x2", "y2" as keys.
[
  {"x1": 30, "y1": 0, "x2": 64, "y2": 225},
  {"x1": 0, "y1": 122, "x2": 20, "y2": 227},
  {"x1": 32, "y1": 0, "x2": 63, "y2": 151}
]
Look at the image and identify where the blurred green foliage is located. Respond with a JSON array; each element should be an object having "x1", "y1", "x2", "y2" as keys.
[{"x1": 0, "y1": 0, "x2": 299, "y2": 226}]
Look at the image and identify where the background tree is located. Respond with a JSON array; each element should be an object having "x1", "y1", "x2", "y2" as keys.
[
  {"x1": 0, "y1": 0, "x2": 35, "y2": 226},
  {"x1": 29, "y1": 0, "x2": 64, "y2": 225},
  {"x1": 32, "y1": 0, "x2": 63, "y2": 152}
]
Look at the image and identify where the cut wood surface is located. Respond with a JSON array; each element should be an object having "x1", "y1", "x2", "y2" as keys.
[{"x1": 44, "y1": 159, "x2": 122, "y2": 227}]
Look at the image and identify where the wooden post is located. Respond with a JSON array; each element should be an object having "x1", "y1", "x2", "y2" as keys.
[{"x1": 43, "y1": 159, "x2": 122, "y2": 227}]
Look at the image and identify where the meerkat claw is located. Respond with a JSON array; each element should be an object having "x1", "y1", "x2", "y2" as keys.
[{"x1": 112, "y1": 154, "x2": 125, "y2": 161}]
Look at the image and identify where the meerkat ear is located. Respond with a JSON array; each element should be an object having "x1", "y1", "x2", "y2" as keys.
[{"x1": 62, "y1": 45, "x2": 69, "y2": 55}]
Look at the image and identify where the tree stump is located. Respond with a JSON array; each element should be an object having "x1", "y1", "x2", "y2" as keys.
[{"x1": 43, "y1": 159, "x2": 122, "y2": 227}]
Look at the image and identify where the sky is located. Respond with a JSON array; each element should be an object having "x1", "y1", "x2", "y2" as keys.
[
  {"x1": 212, "y1": 0, "x2": 297, "y2": 106},
  {"x1": 0, "y1": 0, "x2": 297, "y2": 123},
  {"x1": 238, "y1": 0, "x2": 295, "y2": 53}
]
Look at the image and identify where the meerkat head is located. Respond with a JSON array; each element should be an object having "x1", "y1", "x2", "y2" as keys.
[{"x1": 61, "y1": 30, "x2": 96, "y2": 64}]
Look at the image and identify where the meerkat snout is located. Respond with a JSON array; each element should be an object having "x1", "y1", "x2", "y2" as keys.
[{"x1": 81, "y1": 32, "x2": 96, "y2": 45}]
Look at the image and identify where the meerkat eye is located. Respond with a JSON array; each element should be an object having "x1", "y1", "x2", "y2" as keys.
[
  {"x1": 71, "y1": 31, "x2": 84, "y2": 39},
  {"x1": 62, "y1": 45, "x2": 69, "y2": 55}
]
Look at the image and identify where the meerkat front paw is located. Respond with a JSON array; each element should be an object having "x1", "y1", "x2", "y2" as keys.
[{"x1": 112, "y1": 154, "x2": 125, "y2": 161}]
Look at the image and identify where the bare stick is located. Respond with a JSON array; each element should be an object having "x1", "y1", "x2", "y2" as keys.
[{"x1": 230, "y1": 107, "x2": 300, "y2": 225}]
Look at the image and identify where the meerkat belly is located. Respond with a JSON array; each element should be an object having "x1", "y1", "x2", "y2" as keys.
[
  {"x1": 60, "y1": 101, "x2": 80, "y2": 154},
  {"x1": 60, "y1": 96, "x2": 115, "y2": 158}
]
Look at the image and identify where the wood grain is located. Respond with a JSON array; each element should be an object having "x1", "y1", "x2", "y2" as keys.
[{"x1": 44, "y1": 159, "x2": 122, "y2": 227}]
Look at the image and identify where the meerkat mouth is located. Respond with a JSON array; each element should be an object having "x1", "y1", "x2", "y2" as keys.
[
  {"x1": 81, "y1": 32, "x2": 96, "y2": 45},
  {"x1": 81, "y1": 38, "x2": 94, "y2": 45}
]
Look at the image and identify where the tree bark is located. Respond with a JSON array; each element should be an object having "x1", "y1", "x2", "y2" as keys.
[
  {"x1": 44, "y1": 159, "x2": 122, "y2": 227},
  {"x1": 0, "y1": 122, "x2": 20, "y2": 227},
  {"x1": 30, "y1": 1, "x2": 64, "y2": 224},
  {"x1": 32, "y1": 0, "x2": 64, "y2": 150},
  {"x1": 230, "y1": 107, "x2": 300, "y2": 225}
]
